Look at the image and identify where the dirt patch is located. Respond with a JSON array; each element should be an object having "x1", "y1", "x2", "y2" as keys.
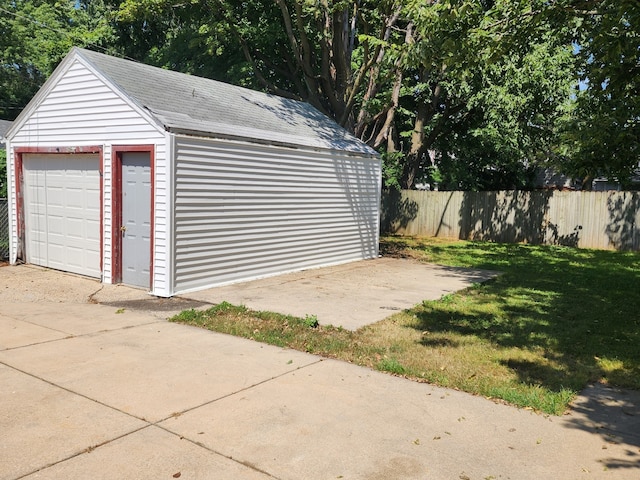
[{"x1": 100, "y1": 297, "x2": 210, "y2": 313}]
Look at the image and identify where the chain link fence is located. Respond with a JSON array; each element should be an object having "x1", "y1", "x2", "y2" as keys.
[{"x1": 0, "y1": 198, "x2": 8, "y2": 260}]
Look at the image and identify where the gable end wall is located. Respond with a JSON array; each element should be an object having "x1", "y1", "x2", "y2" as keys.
[{"x1": 8, "y1": 60, "x2": 170, "y2": 296}]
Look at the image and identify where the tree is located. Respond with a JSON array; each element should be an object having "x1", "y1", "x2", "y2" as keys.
[
  {"x1": 378, "y1": 1, "x2": 576, "y2": 189},
  {"x1": 494, "y1": 0, "x2": 640, "y2": 188},
  {"x1": 116, "y1": 0, "x2": 403, "y2": 130},
  {"x1": 433, "y1": 32, "x2": 576, "y2": 190},
  {"x1": 7, "y1": 0, "x2": 631, "y2": 190},
  {"x1": 558, "y1": 0, "x2": 640, "y2": 187},
  {"x1": 113, "y1": 1, "x2": 581, "y2": 189},
  {"x1": 0, "y1": 0, "x2": 115, "y2": 120}
]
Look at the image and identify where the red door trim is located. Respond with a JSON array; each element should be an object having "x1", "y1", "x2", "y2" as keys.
[
  {"x1": 13, "y1": 146, "x2": 103, "y2": 271},
  {"x1": 111, "y1": 145, "x2": 155, "y2": 289}
]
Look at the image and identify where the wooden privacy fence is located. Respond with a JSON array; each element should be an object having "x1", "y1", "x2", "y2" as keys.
[{"x1": 381, "y1": 190, "x2": 640, "y2": 251}]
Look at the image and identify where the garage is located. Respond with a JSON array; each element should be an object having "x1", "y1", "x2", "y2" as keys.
[
  {"x1": 6, "y1": 47, "x2": 380, "y2": 296},
  {"x1": 22, "y1": 153, "x2": 100, "y2": 278}
]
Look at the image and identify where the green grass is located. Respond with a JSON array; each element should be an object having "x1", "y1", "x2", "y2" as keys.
[{"x1": 171, "y1": 237, "x2": 640, "y2": 415}]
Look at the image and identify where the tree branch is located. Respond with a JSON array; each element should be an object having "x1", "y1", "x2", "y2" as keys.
[{"x1": 239, "y1": 40, "x2": 302, "y2": 100}]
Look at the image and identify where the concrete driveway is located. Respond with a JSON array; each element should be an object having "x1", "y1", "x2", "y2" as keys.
[
  {"x1": 1, "y1": 262, "x2": 639, "y2": 479},
  {"x1": 0, "y1": 258, "x2": 497, "y2": 330}
]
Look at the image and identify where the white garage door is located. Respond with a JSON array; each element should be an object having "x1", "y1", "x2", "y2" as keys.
[{"x1": 23, "y1": 154, "x2": 101, "y2": 278}]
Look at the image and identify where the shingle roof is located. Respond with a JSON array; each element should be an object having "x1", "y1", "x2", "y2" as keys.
[
  {"x1": 0, "y1": 119, "x2": 12, "y2": 144},
  {"x1": 74, "y1": 48, "x2": 376, "y2": 155}
]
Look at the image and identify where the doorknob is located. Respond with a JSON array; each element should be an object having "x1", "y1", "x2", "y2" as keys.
[{"x1": 120, "y1": 226, "x2": 127, "y2": 232}]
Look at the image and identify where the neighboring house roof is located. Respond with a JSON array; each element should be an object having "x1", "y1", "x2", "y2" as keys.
[
  {"x1": 0, "y1": 119, "x2": 12, "y2": 147},
  {"x1": 10, "y1": 47, "x2": 376, "y2": 155}
]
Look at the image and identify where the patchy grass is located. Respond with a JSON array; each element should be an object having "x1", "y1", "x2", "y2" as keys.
[
  {"x1": 172, "y1": 302, "x2": 359, "y2": 355},
  {"x1": 171, "y1": 237, "x2": 640, "y2": 415}
]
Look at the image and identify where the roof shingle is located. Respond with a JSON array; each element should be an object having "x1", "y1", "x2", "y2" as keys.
[{"x1": 75, "y1": 48, "x2": 375, "y2": 154}]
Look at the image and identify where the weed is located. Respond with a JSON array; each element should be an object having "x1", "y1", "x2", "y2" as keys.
[
  {"x1": 303, "y1": 314, "x2": 319, "y2": 328},
  {"x1": 377, "y1": 357, "x2": 407, "y2": 375},
  {"x1": 439, "y1": 293, "x2": 455, "y2": 304}
]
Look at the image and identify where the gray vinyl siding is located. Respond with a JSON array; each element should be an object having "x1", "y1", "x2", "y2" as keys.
[
  {"x1": 173, "y1": 135, "x2": 381, "y2": 293},
  {"x1": 8, "y1": 59, "x2": 170, "y2": 295}
]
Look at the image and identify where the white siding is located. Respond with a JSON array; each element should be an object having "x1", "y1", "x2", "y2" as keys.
[
  {"x1": 8, "y1": 60, "x2": 169, "y2": 294},
  {"x1": 11, "y1": 61, "x2": 164, "y2": 146},
  {"x1": 173, "y1": 135, "x2": 381, "y2": 293},
  {"x1": 151, "y1": 138, "x2": 171, "y2": 296},
  {"x1": 7, "y1": 144, "x2": 18, "y2": 265}
]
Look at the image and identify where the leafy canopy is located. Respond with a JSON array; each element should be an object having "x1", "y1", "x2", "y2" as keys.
[{"x1": 1, "y1": 0, "x2": 637, "y2": 189}]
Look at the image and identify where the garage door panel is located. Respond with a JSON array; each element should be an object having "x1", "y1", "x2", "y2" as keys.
[
  {"x1": 86, "y1": 220, "x2": 101, "y2": 242},
  {"x1": 29, "y1": 240, "x2": 47, "y2": 265},
  {"x1": 23, "y1": 154, "x2": 101, "y2": 278},
  {"x1": 47, "y1": 244, "x2": 65, "y2": 269},
  {"x1": 65, "y1": 217, "x2": 86, "y2": 239},
  {"x1": 66, "y1": 246, "x2": 94, "y2": 270},
  {"x1": 45, "y1": 188, "x2": 64, "y2": 209},
  {"x1": 47, "y1": 215, "x2": 66, "y2": 236}
]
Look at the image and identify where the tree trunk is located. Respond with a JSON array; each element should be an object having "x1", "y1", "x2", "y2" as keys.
[
  {"x1": 581, "y1": 175, "x2": 594, "y2": 190},
  {"x1": 401, "y1": 89, "x2": 430, "y2": 189}
]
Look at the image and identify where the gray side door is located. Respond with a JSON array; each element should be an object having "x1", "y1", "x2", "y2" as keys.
[{"x1": 121, "y1": 152, "x2": 151, "y2": 288}]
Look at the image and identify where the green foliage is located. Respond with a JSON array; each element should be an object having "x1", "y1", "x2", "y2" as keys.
[
  {"x1": 381, "y1": 151, "x2": 404, "y2": 190},
  {"x1": 493, "y1": 0, "x2": 640, "y2": 186},
  {"x1": 564, "y1": 0, "x2": 640, "y2": 184},
  {"x1": 0, "y1": 0, "x2": 115, "y2": 120},
  {"x1": 303, "y1": 314, "x2": 319, "y2": 329},
  {"x1": 109, "y1": 0, "x2": 578, "y2": 190},
  {"x1": 377, "y1": 357, "x2": 407, "y2": 375},
  {"x1": 1, "y1": 0, "x2": 636, "y2": 189},
  {"x1": 397, "y1": 1, "x2": 577, "y2": 190},
  {"x1": 210, "y1": 301, "x2": 248, "y2": 315}
]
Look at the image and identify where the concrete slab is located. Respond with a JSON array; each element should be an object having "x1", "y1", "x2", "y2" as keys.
[
  {"x1": 0, "y1": 265, "x2": 208, "y2": 319},
  {"x1": 0, "y1": 264, "x2": 102, "y2": 303},
  {"x1": 185, "y1": 257, "x2": 498, "y2": 330},
  {"x1": 21, "y1": 426, "x2": 273, "y2": 480},
  {"x1": 161, "y1": 358, "x2": 640, "y2": 480},
  {"x1": 0, "y1": 303, "x2": 159, "y2": 338},
  {"x1": 0, "y1": 364, "x2": 145, "y2": 480},
  {"x1": 0, "y1": 322, "x2": 319, "y2": 423},
  {"x1": 564, "y1": 382, "x2": 640, "y2": 463},
  {"x1": 1, "y1": 264, "x2": 638, "y2": 479},
  {"x1": 1, "y1": 258, "x2": 497, "y2": 330},
  {"x1": 0, "y1": 314, "x2": 69, "y2": 350}
]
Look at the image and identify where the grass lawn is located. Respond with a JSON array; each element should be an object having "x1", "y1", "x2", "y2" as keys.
[{"x1": 171, "y1": 236, "x2": 640, "y2": 415}]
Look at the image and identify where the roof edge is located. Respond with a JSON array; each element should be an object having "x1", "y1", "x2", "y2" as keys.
[
  {"x1": 168, "y1": 126, "x2": 380, "y2": 157},
  {"x1": 73, "y1": 48, "x2": 167, "y2": 135}
]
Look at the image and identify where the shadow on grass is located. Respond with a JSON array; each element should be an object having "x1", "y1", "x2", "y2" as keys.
[
  {"x1": 419, "y1": 336, "x2": 461, "y2": 348},
  {"x1": 387, "y1": 239, "x2": 640, "y2": 396}
]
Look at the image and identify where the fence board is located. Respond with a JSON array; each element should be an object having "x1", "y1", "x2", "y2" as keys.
[{"x1": 381, "y1": 190, "x2": 640, "y2": 251}]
